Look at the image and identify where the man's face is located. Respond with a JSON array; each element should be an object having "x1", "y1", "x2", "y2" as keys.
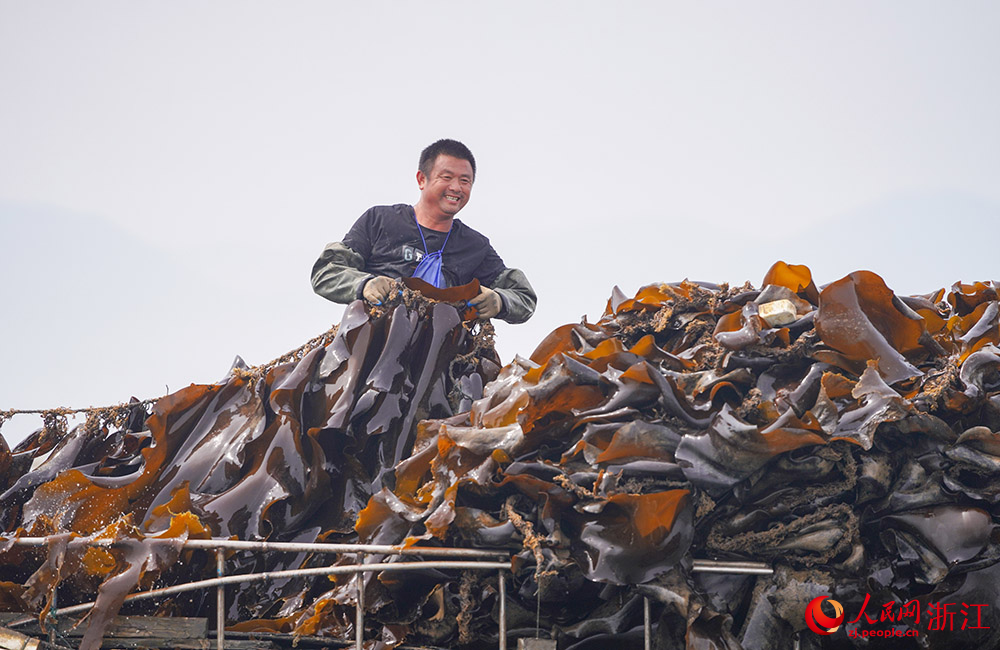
[{"x1": 417, "y1": 154, "x2": 474, "y2": 218}]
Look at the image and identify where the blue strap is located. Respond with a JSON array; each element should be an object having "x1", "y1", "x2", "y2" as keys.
[
  {"x1": 415, "y1": 214, "x2": 429, "y2": 254},
  {"x1": 413, "y1": 210, "x2": 452, "y2": 255},
  {"x1": 411, "y1": 210, "x2": 453, "y2": 288}
]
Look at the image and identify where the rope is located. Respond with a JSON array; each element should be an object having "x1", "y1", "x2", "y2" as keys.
[
  {"x1": 0, "y1": 322, "x2": 340, "y2": 439},
  {"x1": 1, "y1": 285, "x2": 497, "y2": 442},
  {"x1": 705, "y1": 450, "x2": 860, "y2": 567}
]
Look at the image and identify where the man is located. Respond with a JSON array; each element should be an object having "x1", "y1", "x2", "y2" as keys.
[{"x1": 311, "y1": 139, "x2": 536, "y2": 324}]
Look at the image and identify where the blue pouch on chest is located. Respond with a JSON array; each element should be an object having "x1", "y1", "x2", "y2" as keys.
[{"x1": 411, "y1": 213, "x2": 452, "y2": 289}]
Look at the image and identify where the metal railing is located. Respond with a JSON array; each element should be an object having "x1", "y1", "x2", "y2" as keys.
[
  {"x1": 3, "y1": 537, "x2": 772, "y2": 650},
  {"x1": 5, "y1": 537, "x2": 511, "y2": 650}
]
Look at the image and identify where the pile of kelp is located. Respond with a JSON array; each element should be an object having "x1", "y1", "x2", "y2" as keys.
[{"x1": 2, "y1": 264, "x2": 1000, "y2": 650}]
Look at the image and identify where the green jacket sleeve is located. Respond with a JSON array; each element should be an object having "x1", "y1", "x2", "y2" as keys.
[
  {"x1": 311, "y1": 242, "x2": 374, "y2": 304},
  {"x1": 490, "y1": 268, "x2": 537, "y2": 325}
]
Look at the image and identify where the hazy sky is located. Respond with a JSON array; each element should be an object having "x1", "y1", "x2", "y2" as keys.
[{"x1": 2, "y1": 2, "x2": 999, "y2": 445}]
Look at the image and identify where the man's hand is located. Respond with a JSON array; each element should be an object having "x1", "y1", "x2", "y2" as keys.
[
  {"x1": 469, "y1": 286, "x2": 503, "y2": 319},
  {"x1": 363, "y1": 276, "x2": 394, "y2": 304}
]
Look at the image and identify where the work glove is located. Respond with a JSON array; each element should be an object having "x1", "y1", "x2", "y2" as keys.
[
  {"x1": 363, "y1": 276, "x2": 394, "y2": 305},
  {"x1": 469, "y1": 286, "x2": 503, "y2": 319}
]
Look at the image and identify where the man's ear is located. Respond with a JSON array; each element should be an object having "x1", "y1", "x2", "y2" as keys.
[{"x1": 416, "y1": 169, "x2": 427, "y2": 190}]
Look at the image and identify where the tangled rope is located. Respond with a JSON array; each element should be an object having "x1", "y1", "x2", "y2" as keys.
[
  {"x1": 1, "y1": 286, "x2": 499, "y2": 446},
  {"x1": 705, "y1": 450, "x2": 860, "y2": 567},
  {"x1": 0, "y1": 322, "x2": 341, "y2": 442}
]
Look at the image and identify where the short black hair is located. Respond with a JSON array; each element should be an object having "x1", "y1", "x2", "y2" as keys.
[{"x1": 419, "y1": 139, "x2": 476, "y2": 180}]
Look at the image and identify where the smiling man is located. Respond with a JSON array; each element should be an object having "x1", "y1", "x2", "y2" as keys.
[{"x1": 311, "y1": 139, "x2": 536, "y2": 323}]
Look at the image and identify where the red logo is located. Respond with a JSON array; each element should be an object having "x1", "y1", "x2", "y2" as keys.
[{"x1": 806, "y1": 596, "x2": 845, "y2": 635}]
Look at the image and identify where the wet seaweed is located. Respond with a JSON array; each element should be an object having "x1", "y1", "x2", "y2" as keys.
[{"x1": 2, "y1": 262, "x2": 1000, "y2": 649}]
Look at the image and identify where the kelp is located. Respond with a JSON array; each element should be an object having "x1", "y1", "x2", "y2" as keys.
[{"x1": 2, "y1": 266, "x2": 1000, "y2": 649}]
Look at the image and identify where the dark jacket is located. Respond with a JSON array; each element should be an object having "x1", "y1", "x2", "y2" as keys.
[{"x1": 311, "y1": 204, "x2": 536, "y2": 324}]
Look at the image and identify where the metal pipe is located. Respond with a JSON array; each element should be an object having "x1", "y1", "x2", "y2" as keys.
[
  {"x1": 690, "y1": 566, "x2": 773, "y2": 575},
  {"x1": 2, "y1": 536, "x2": 770, "y2": 647},
  {"x1": 6, "y1": 537, "x2": 507, "y2": 559},
  {"x1": 498, "y1": 570, "x2": 506, "y2": 650},
  {"x1": 644, "y1": 597, "x2": 651, "y2": 650},
  {"x1": 7, "y1": 538, "x2": 773, "y2": 567},
  {"x1": 216, "y1": 549, "x2": 224, "y2": 650},
  {"x1": 6, "y1": 560, "x2": 512, "y2": 627},
  {"x1": 0, "y1": 627, "x2": 43, "y2": 650},
  {"x1": 692, "y1": 559, "x2": 771, "y2": 568},
  {"x1": 47, "y1": 589, "x2": 56, "y2": 647},
  {"x1": 355, "y1": 573, "x2": 364, "y2": 650},
  {"x1": 691, "y1": 560, "x2": 772, "y2": 575}
]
